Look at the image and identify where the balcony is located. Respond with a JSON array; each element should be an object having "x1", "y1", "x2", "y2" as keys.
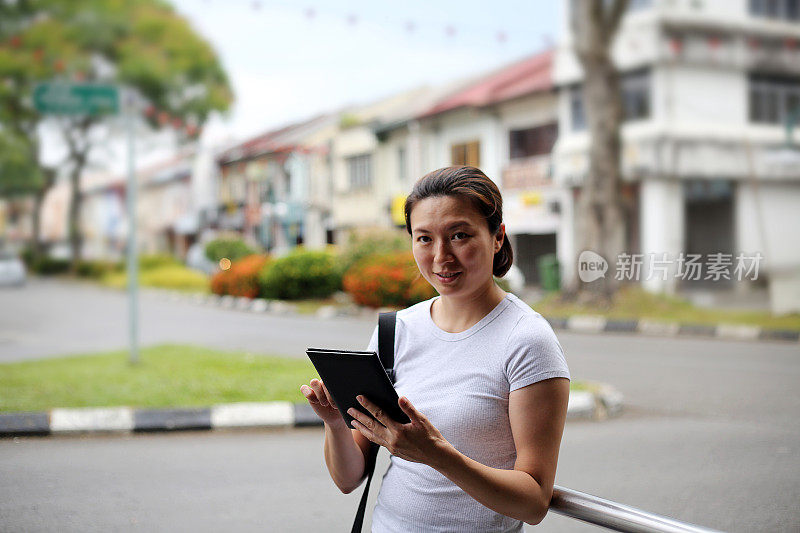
[{"x1": 502, "y1": 155, "x2": 552, "y2": 190}]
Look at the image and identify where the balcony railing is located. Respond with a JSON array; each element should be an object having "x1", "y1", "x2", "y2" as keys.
[{"x1": 550, "y1": 485, "x2": 724, "y2": 533}]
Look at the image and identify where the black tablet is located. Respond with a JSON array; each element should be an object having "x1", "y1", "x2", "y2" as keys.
[{"x1": 306, "y1": 348, "x2": 410, "y2": 429}]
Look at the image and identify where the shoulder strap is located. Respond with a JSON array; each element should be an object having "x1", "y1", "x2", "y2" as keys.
[
  {"x1": 378, "y1": 311, "x2": 397, "y2": 380},
  {"x1": 351, "y1": 311, "x2": 397, "y2": 533}
]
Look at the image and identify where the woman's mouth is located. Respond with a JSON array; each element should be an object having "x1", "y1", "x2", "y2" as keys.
[{"x1": 435, "y1": 271, "x2": 461, "y2": 284}]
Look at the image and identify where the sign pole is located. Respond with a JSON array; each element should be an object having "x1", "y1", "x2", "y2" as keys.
[{"x1": 125, "y1": 89, "x2": 140, "y2": 365}]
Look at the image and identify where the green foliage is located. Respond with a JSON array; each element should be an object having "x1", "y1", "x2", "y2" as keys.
[
  {"x1": 342, "y1": 251, "x2": 437, "y2": 308},
  {"x1": 0, "y1": 131, "x2": 43, "y2": 197},
  {"x1": 204, "y1": 238, "x2": 256, "y2": 263},
  {"x1": 75, "y1": 259, "x2": 122, "y2": 279},
  {"x1": 336, "y1": 229, "x2": 410, "y2": 278},
  {"x1": 259, "y1": 248, "x2": 341, "y2": 300},
  {"x1": 27, "y1": 256, "x2": 70, "y2": 275},
  {"x1": 138, "y1": 253, "x2": 180, "y2": 271},
  {"x1": 103, "y1": 264, "x2": 209, "y2": 293},
  {"x1": 338, "y1": 112, "x2": 362, "y2": 129}
]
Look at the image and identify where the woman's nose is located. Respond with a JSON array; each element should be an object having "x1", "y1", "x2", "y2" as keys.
[{"x1": 433, "y1": 241, "x2": 453, "y2": 264}]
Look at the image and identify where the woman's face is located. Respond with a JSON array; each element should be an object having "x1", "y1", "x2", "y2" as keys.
[{"x1": 409, "y1": 195, "x2": 504, "y2": 299}]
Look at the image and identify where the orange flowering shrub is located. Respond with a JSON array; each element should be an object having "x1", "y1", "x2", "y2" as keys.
[
  {"x1": 210, "y1": 254, "x2": 270, "y2": 298},
  {"x1": 343, "y1": 251, "x2": 437, "y2": 308}
]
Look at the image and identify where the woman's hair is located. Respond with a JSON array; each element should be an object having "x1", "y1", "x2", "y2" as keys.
[{"x1": 404, "y1": 165, "x2": 513, "y2": 277}]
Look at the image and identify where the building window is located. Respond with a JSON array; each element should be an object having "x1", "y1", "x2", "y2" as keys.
[
  {"x1": 347, "y1": 154, "x2": 372, "y2": 190},
  {"x1": 509, "y1": 123, "x2": 558, "y2": 159},
  {"x1": 749, "y1": 74, "x2": 800, "y2": 124},
  {"x1": 621, "y1": 69, "x2": 650, "y2": 121},
  {"x1": 397, "y1": 146, "x2": 407, "y2": 183},
  {"x1": 451, "y1": 140, "x2": 480, "y2": 167},
  {"x1": 570, "y1": 69, "x2": 651, "y2": 131},
  {"x1": 749, "y1": 0, "x2": 800, "y2": 20},
  {"x1": 570, "y1": 86, "x2": 586, "y2": 131}
]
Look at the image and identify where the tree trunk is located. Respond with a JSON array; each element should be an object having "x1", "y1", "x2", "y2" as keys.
[
  {"x1": 569, "y1": 0, "x2": 629, "y2": 303},
  {"x1": 29, "y1": 168, "x2": 55, "y2": 261},
  {"x1": 67, "y1": 155, "x2": 85, "y2": 272}
]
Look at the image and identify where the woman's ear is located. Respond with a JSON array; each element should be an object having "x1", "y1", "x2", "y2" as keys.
[{"x1": 495, "y1": 223, "x2": 506, "y2": 253}]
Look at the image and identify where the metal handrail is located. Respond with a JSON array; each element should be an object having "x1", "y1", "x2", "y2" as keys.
[{"x1": 550, "y1": 485, "x2": 726, "y2": 533}]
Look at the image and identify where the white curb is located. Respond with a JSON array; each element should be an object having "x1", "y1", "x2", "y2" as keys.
[
  {"x1": 637, "y1": 320, "x2": 680, "y2": 337},
  {"x1": 210, "y1": 402, "x2": 294, "y2": 428},
  {"x1": 567, "y1": 315, "x2": 607, "y2": 333},
  {"x1": 250, "y1": 299, "x2": 269, "y2": 312},
  {"x1": 716, "y1": 324, "x2": 760, "y2": 341},
  {"x1": 566, "y1": 391, "x2": 595, "y2": 418},
  {"x1": 50, "y1": 407, "x2": 134, "y2": 433}
]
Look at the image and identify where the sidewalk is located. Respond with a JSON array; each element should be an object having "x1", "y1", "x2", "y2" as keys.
[{"x1": 0, "y1": 384, "x2": 622, "y2": 437}]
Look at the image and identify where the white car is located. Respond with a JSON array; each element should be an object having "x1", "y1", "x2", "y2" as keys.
[{"x1": 0, "y1": 250, "x2": 26, "y2": 287}]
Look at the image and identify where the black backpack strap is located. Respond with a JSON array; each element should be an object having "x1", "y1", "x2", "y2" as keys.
[
  {"x1": 378, "y1": 311, "x2": 397, "y2": 380},
  {"x1": 351, "y1": 311, "x2": 397, "y2": 533}
]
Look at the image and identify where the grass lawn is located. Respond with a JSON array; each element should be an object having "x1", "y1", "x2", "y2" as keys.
[
  {"x1": 531, "y1": 286, "x2": 800, "y2": 331},
  {"x1": 0, "y1": 345, "x2": 317, "y2": 413},
  {"x1": 0, "y1": 344, "x2": 585, "y2": 413}
]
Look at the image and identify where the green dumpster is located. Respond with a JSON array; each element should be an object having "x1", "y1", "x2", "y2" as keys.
[{"x1": 537, "y1": 254, "x2": 560, "y2": 291}]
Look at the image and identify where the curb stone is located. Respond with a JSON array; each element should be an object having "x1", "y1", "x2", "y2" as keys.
[
  {"x1": 0, "y1": 387, "x2": 622, "y2": 438},
  {"x1": 145, "y1": 289, "x2": 799, "y2": 344}
]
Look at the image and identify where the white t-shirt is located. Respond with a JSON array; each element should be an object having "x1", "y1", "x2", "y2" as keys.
[{"x1": 365, "y1": 292, "x2": 570, "y2": 533}]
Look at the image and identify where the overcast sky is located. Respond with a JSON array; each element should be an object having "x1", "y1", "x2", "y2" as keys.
[{"x1": 170, "y1": 0, "x2": 561, "y2": 145}]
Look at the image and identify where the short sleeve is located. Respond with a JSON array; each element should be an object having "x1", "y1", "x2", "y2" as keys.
[
  {"x1": 366, "y1": 324, "x2": 379, "y2": 353},
  {"x1": 505, "y1": 314, "x2": 570, "y2": 392}
]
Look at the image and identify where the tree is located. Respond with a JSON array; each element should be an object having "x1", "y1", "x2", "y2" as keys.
[
  {"x1": 0, "y1": 0, "x2": 233, "y2": 269},
  {"x1": 570, "y1": 0, "x2": 629, "y2": 301}
]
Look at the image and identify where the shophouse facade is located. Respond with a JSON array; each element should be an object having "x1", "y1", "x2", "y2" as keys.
[
  {"x1": 216, "y1": 114, "x2": 339, "y2": 254},
  {"x1": 553, "y1": 0, "x2": 800, "y2": 312},
  {"x1": 406, "y1": 51, "x2": 562, "y2": 284}
]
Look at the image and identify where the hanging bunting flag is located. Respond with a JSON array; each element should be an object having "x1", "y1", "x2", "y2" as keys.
[
  {"x1": 346, "y1": 14, "x2": 358, "y2": 26},
  {"x1": 305, "y1": 7, "x2": 316, "y2": 20},
  {"x1": 405, "y1": 20, "x2": 416, "y2": 33},
  {"x1": 496, "y1": 31, "x2": 507, "y2": 44},
  {"x1": 445, "y1": 25, "x2": 456, "y2": 38}
]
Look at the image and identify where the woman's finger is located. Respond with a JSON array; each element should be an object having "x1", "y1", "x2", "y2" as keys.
[
  {"x1": 398, "y1": 396, "x2": 423, "y2": 423},
  {"x1": 322, "y1": 382, "x2": 337, "y2": 409},
  {"x1": 356, "y1": 395, "x2": 392, "y2": 428},
  {"x1": 309, "y1": 379, "x2": 329, "y2": 407}
]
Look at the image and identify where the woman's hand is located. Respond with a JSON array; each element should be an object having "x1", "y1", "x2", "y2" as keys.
[
  {"x1": 300, "y1": 379, "x2": 346, "y2": 429},
  {"x1": 348, "y1": 395, "x2": 451, "y2": 466}
]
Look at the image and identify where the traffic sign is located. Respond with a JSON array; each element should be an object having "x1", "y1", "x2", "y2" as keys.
[{"x1": 33, "y1": 82, "x2": 119, "y2": 115}]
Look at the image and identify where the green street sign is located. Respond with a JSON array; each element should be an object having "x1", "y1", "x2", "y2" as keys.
[{"x1": 33, "y1": 82, "x2": 119, "y2": 115}]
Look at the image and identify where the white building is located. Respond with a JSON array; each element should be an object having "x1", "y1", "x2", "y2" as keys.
[{"x1": 553, "y1": 0, "x2": 800, "y2": 313}]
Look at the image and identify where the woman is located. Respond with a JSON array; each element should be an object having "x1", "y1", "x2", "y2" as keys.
[{"x1": 301, "y1": 166, "x2": 570, "y2": 531}]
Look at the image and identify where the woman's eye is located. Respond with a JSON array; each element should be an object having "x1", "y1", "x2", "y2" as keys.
[
  {"x1": 452, "y1": 232, "x2": 469, "y2": 240},
  {"x1": 417, "y1": 236, "x2": 431, "y2": 243}
]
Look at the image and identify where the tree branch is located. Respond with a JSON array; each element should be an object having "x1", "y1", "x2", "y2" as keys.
[{"x1": 603, "y1": 0, "x2": 629, "y2": 39}]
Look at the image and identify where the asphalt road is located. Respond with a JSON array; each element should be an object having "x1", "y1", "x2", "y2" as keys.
[{"x1": 0, "y1": 279, "x2": 798, "y2": 531}]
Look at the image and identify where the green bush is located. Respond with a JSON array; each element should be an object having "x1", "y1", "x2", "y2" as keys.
[
  {"x1": 103, "y1": 264, "x2": 209, "y2": 292},
  {"x1": 259, "y1": 248, "x2": 341, "y2": 300},
  {"x1": 30, "y1": 256, "x2": 70, "y2": 275},
  {"x1": 204, "y1": 238, "x2": 255, "y2": 263},
  {"x1": 76, "y1": 259, "x2": 123, "y2": 279},
  {"x1": 336, "y1": 229, "x2": 410, "y2": 278},
  {"x1": 138, "y1": 253, "x2": 181, "y2": 271}
]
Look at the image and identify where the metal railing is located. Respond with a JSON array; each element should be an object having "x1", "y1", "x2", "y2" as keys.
[{"x1": 550, "y1": 486, "x2": 725, "y2": 533}]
